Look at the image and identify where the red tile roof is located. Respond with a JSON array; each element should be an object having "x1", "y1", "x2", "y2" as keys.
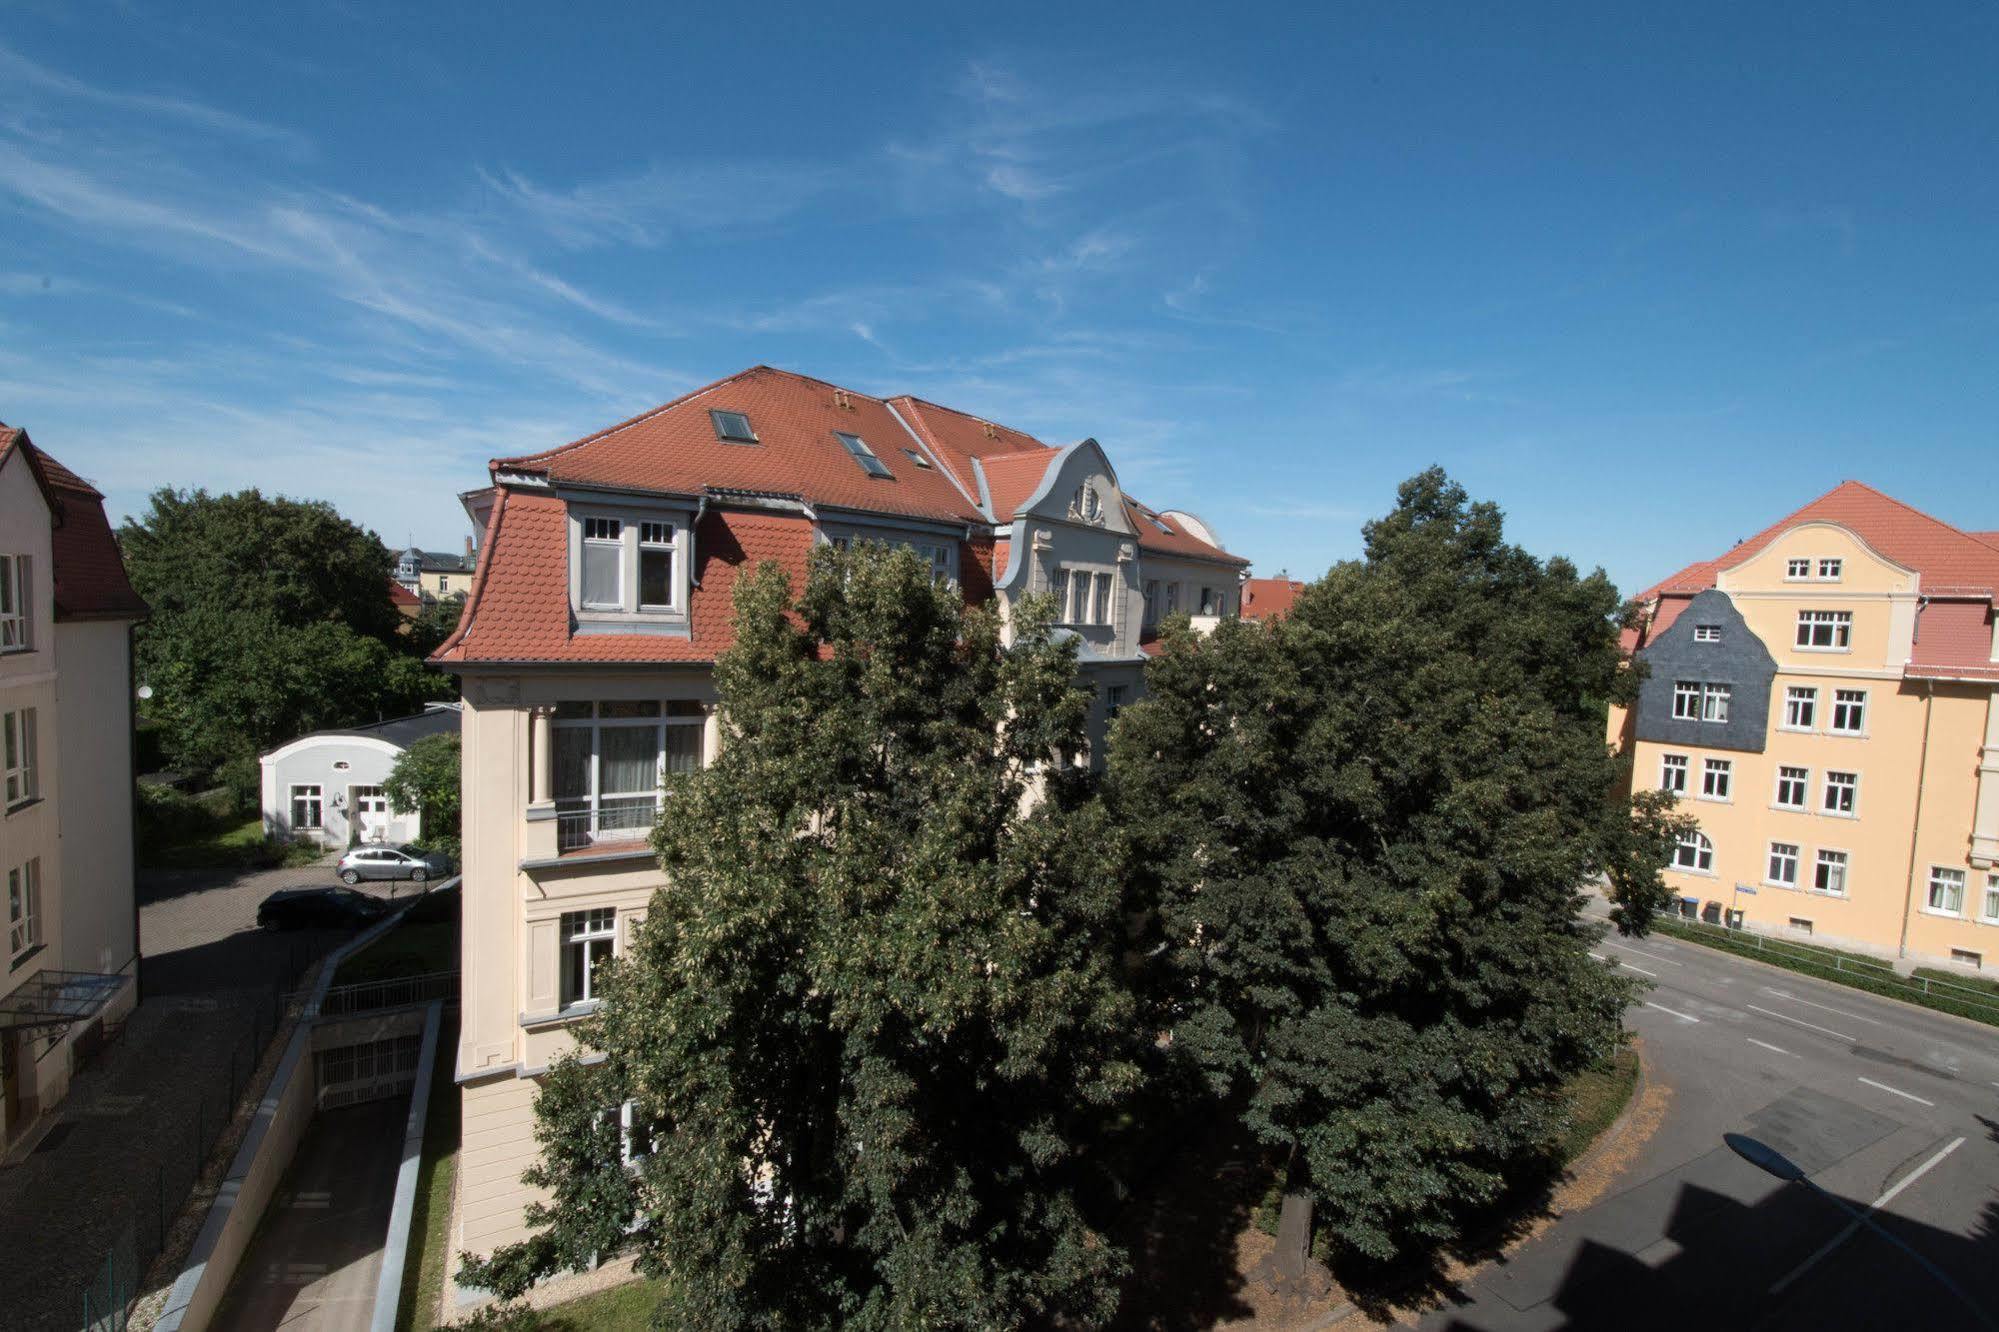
[
  {"x1": 1, "y1": 424, "x2": 149, "y2": 621},
  {"x1": 389, "y1": 579, "x2": 421, "y2": 610},
  {"x1": 432, "y1": 490, "x2": 814, "y2": 664},
  {"x1": 1634, "y1": 481, "x2": 1999, "y2": 602},
  {"x1": 1625, "y1": 481, "x2": 1998, "y2": 677},
  {"x1": 1241, "y1": 577, "x2": 1305, "y2": 620},
  {"x1": 499, "y1": 367, "x2": 985, "y2": 526},
  {"x1": 438, "y1": 367, "x2": 1249, "y2": 665}
]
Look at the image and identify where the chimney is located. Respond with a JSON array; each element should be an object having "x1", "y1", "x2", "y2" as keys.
[
  {"x1": 833, "y1": 388, "x2": 853, "y2": 410},
  {"x1": 464, "y1": 534, "x2": 475, "y2": 565},
  {"x1": 982, "y1": 420, "x2": 997, "y2": 439}
]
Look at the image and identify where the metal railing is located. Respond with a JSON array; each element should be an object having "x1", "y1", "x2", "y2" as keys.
[
  {"x1": 312, "y1": 969, "x2": 459, "y2": 1017},
  {"x1": 555, "y1": 798, "x2": 656, "y2": 853},
  {"x1": 1652, "y1": 915, "x2": 1999, "y2": 1021}
]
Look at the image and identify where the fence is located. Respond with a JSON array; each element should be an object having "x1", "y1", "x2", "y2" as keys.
[
  {"x1": 71, "y1": 942, "x2": 315, "y2": 1332},
  {"x1": 312, "y1": 969, "x2": 460, "y2": 1018},
  {"x1": 1652, "y1": 915, "x2": 1999, "y2": 1022}
]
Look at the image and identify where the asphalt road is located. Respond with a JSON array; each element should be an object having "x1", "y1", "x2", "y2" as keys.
[
  {"x1": 210, "y1": 1098, "x2": 406, "y2": 1332},
  {"x1": 1424, "y1": 912, "x2": 1999, "y2": 1332}
]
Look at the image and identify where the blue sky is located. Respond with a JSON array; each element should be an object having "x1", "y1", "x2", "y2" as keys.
[{"x1": 3, "y1": 3, "x2": 1996, "y2": 596}]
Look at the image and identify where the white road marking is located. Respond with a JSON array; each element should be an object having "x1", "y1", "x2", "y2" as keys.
[
  {"x1": 1769, "y1": 1136, "x2": 1965, "y2": 1294},
  {"x1": 1645, "y1": 1001, "x2": 1701, "y2": 1023},
  {"x1": 1593, "y1": 953, "x2": 1658, "y2": 977},
  {"x1": 1745, "y1": 1003, "x2": 1854, "y2": 1042},
  {"x1": 1605, "y1": 940, "x2": 1683, "y2": 966},
  {"x1": 1746, "y1": 1037, "x2": 1796, "y2": 1057},
  {"x1": 1857, "y1": 1076, "x2": 1936, "y2": 1108},
  {"x1": 1760, "y1": 987, "x2": 1884, "y2": 1026}
]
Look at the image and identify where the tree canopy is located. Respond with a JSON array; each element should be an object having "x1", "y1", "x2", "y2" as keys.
[
  {"x1": 1108, "y1": 467, "x2": 1678, "y2": 1262},
  {"x1": 385, "y1": 732, "x2": 461, "y2": 859},
  {"x1": 119, "y1": 487, "x2": 447, "y2": 773},
  {"x1": 462, "y1": 543, "x2": 1141, "y2": 1329}
]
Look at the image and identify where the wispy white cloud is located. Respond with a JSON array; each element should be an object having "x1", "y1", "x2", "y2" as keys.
[
  {"x1": 477, "y1": 161, "x2": 838, "y2": 250},
  {"x1": 0, "y1": 42, "x2": 310, "y2": 155}
]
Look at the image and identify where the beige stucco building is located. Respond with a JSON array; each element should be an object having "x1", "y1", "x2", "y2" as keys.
[
  {"x1": 0, "y1": 424, "x2": 148, "y2": 1151},
  {"x1": 431, "y1": 368, "x2": 1250, "y2": 1284},
  {"x1": 1610, "y1": 482, "x2": 1999, "y2": 970}
]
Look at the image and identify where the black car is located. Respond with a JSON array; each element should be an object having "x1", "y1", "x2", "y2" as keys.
[{"x1": 256, "y1": 886, "x2": 395, "y2": 931}]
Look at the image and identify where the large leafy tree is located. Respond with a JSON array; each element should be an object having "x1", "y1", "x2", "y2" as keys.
[
  {"x1": 462, "y1": 544, "x2": 1141, "y2": 1329},
  {"x1": 1108, "y1": 468, "x2": 1680, "y2": 1263},
  {"x1": 119, "y1": 488, "x2": 446, "y2": 773},
  {"x1": 384, "y1": 733, "x2": 461, "y2": 859}
]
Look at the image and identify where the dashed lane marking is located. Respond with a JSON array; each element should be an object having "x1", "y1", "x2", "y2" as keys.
[
  {"x1": 1645, "y1": 1001, "x2": 1701, "y2": 1023},
  {"x1": 1593, "y1": 953, "x2": 1658, "y2": 977},
  {"x1": 1760, "y1": 986, "x2": 1884, "y2": 1026},
  {"x1": 1605, "y1": 940, "x2": 1683, "y2": 966},
  {"x1": 1745, "y1": 1002, "x2": 1854, "y2": 1042},
  {"x1": 1769, "y1": 1136, "x2": 1964, "y2": 1294},
  {"x1": 1857, "y1": 1076, "x2": 1936, "y2": 1108},
  {"x1": 1746, "y1": 1038, "x2": 1796, "y2": 1057}
]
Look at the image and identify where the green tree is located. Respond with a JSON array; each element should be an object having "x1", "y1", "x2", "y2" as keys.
[
  {"x1": 461, "y1": 544, "x2": 1141, "y2": 1329},
  {"x1": 119, "y1": 488, "x2": 448, "y2": 775},
  {"x1": 1108, "y1": 468, "x2": 1680, "y2": 1264},
  {"x1": 385, "y1": 733, "x2": 461, "y2": 860}
]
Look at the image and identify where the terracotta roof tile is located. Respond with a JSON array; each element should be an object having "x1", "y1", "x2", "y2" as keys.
[
  {"x1": 1241, "y1": 577, "x2": 1305, "y2": 620},
  {"x1": 978, "y1": 451, "x2": 1060, "y2": 522},
  {"x1": 1, "y1": 425, "x2": 147, "y2": 621},
  {"x1": 502, "y1": 367, "x2": 985, "y2": 526},
  {"x1": 886, "y1": 396, "x2": 1050, "y2": 501}
]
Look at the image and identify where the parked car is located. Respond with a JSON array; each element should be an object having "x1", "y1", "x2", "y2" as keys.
[
  {"x1": 257, "y1": 886, "x2": 395, "y2": 931},
  {"x1": 337, "y1": 843, "x2": 452, "y2": 885}
]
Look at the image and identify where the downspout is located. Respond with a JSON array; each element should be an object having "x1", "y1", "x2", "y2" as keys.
[{"x1": 1897, "y1": 678, "x2": 1936, "y2": 961}]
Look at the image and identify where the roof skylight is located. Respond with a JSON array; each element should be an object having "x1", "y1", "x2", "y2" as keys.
[
  {"x1": 710, "y1": 410, "x2": 758, "y2": 444},
  {"x1": 901, "y1": 448, "x2": 932, "y2": 470},
  {"x1": 835, "y1": 432, "x2": 894, "y2": 480}
]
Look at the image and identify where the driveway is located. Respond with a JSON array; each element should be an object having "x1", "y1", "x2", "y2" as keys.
[
  {"x1": 0, "y1": 862, "x2": 414, "y2": 1332},
  {"x1": 1415, "y1": 909, "x2": 1999, "y2": 1331}
]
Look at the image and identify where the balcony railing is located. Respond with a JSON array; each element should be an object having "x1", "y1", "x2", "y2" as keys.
[{"x1": 555, "y1": 797, "x2": 657, "y2": 853}]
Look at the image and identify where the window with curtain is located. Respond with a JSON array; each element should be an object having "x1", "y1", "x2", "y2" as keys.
[{"x1": 553, "y1": 700, "x2": 706, "y2": 847}]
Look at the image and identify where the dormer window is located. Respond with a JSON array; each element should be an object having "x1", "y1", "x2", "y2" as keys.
[
  {"x1": 1817, "y1": 558, "x2": 1843, "y2": 580},
  {"x1": 570, "y1": 506, "x2": 691, "y2": 624},
  {"x1": 835, "y1": 432, "x2": 894, "y2": 479},
  {"x1": 710, "y1": 410, "x2": 758, "y2": 444},
  {"x1": 1693, "y1": 624, "x2": 1721, "y2": 642}
]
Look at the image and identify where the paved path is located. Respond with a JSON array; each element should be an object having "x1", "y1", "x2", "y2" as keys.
[
  {"x1": 1421, "y1": 911, "x2": 1999, "y2": 1330},
  {"x1": 211, "y1": 1099, "x2": 407, "y2": 1332},
  {"x1": 0, "y1": 863, "x2": 399, "y2": 1332}
]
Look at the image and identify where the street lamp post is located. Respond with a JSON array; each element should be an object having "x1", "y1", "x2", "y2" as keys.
[{"x1": 1723, "y1": 1133, "x2": 1994, "y2": 1329}]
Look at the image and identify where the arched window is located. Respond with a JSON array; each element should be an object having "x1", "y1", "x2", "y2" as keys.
[{"x1": 1672, "y1": 830, "x2": 1714, "y2": 873}]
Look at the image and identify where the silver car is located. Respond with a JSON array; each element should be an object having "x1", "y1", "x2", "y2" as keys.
[{"x1": 337, "y1": 843, "x2": 450, "y2": 885}]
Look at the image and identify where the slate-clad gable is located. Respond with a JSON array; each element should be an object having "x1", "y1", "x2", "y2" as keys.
[{"x1": 1633, "y1": 588, "x2": 1775, "y2": 754}]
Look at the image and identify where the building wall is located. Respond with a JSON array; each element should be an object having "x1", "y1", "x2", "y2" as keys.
[
  {"x1": 1618, "y1": 523, "x2": 1998, "y2": 969},
  {"x1": 260, "y1": 737, "x2": 419, "y2": 848},
  {"x1": 53, "y1": 619, "x2": 135, "y2": 977}
]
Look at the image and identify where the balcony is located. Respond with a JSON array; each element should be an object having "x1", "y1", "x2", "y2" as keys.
[{"x1": 553, "y1": 796, "x2": 656, "y2": 854}]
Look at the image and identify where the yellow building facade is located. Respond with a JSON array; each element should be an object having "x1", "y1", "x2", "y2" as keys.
[{"x1": 1610, "y1": 484, "x2": 1999, "y2": 970}]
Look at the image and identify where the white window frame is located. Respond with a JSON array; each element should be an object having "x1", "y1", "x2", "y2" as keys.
[
  {"x1": 1672, "y1": 830, "x2": 1714, "y2": 874},
  {"x1": 1701, "y1": 683, "x2": 1732, "y2": 724},
  {"x1": 1143, "y1": 580, "x2": 1160, "y2": 625},
  {"x1": 571, "y1": 507, "x2": 693, "y2": 620},
  {"x1": 560, "y1": 907, "x2": 617, "y2": 1008},
  {"x1": 1693, "y1": 624, "x2": 1721, "y2": 643},
  {"x1": 618, "y1": 1099, "x2": 652, "y2": 1166},
  {"x1": 291, "y1": 784, "x2": 324, "y2": 830},
  {"x1": 1981, "y1": 873, "x2": 1999, "y2": 925},
  {"x1": 1927, "y1": 866, "x2": 1966, "y2": 916},
  {"x1": 1785, "y1": 558, "x2": 1812, "y2": 580},
  {"x1": 1773, "y1": 765, "x2": 1809, "y2": 811},
  {"x1": 1817, "y1": 558, "x2": 1843, "y2": 580},
  {"x1": 1165, "y1": 583, "x2": 1180, "y2": 615},
  {"x1": 1813, "y1": 848, "x2": 1849, "y2": 896},
  {"x1": 1766, "y1": 842, "x2": 1799, "y2": 888},
  {"x1": 1795, "y1": 609, "x2": 1853, "y2": 651},
  {"x1": 3, "y1": 707, "x2": 36, "y2": 809},
  {"x1": 1672, "y1": 681, "x2": 1702, "y2": 721},
  {"x1": 1821, "y1": 770, "x2": 1859, "y2": 817},
  {"x1": 1782, "y1": 686, "x2": 1818, "y2": 731},
  {"x1": 1700, "y1": 757, "x2": 1732, "y2": 802},
  {"x1": 1659, "y1": 753, "x2": 1689, "y2": 794},
  {"x1": 552, "y1": 700, "x2": 706, "y2": 846},
  {"x1": 1105, "y1": 684, "x2": 1128, "y2": 721},
  {"x1": 0, "y1": 554, "x2": 26, "y2": 653},
  {"x1": 1094, "y1": 572, "x2": 1114, "y2": 625},
  {"x1": 1829, "y1": 688, "x2": 1867, "y2": 736},
  {"x1": 8, "y1": 858, "x2": 41, "y2": 959}
]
